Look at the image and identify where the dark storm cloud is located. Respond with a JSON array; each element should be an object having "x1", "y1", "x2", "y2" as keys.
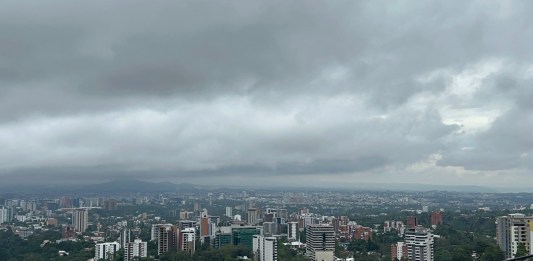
[
  {"x1": 2, "y1": 1, "x2": 523, "y2": 113},
  {"x1": 1, "y1": 0, "x2": 533, "y2": 186}
]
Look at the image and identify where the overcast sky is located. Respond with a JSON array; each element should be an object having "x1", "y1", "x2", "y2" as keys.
[{"x1": 1, "y1": 1, "x2": 532, "y2": 188}]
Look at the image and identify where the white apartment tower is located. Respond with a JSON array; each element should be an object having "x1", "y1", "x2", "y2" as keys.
[
  {"x1": 95, "y1": 242, "x2": 120, "y2": 260},
  {"x1": 405, "y1": 226, "x2": 434, "y2": 261},
  {"x1": 0, "y1": 207, "x2": 9, "y2": 224},
  {"x1": 226, "y1": 206, "x2": 233, "y2": 217},
  {"x1": 125, "y1": 239, "x2": 148, "y2": 261},
  {"x1": 253, "y1": 235, "x2": 278, "y2": 261}
]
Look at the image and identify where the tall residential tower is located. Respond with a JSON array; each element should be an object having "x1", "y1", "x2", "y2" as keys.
[
  {"x1": 72, "y1": 209, "x2": 88, "y2": 233},
  {"x1": 496, "y1": 214, "x2": 533, "y2": 259},
  {"x1": 405, "y1": 226, "x2": 434, "y2": 261}
]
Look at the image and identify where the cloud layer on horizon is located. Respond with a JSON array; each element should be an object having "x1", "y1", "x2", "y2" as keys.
[{"x1": 1, "y1": 0, "x2": 533, "y2": 187}]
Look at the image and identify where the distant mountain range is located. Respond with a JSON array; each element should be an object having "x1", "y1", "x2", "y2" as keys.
[
  {"x1": 0, "y1": 179, "x2": 529, "y2": 194},
  {"x1": 338, "y1": 182, "x2": 500, "y2": 193},
  {"x1": 81, "y1": 179, "x2": 197, "y2": 193},
  {"x1": 0, "y1": 180, "x2": 201, "y2": 194}
]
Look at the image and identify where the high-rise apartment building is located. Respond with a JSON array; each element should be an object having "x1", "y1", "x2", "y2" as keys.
[
  {"x1": 62, "y1": 225, "x2": 76, "y2": 238},
  {"x1": 391, "y1": 242, "x2": 408, "y2": 261},
  {"x1": 264, "y1": 213, "x2": 274, "y2": 223},
  {"x1": 299, "y1": 208, "x2": 309, "y2": 215},
  {"x1": 179, "y1": 227, "x2": 196, "y2": 255},
  {"x1": 0, "y1": 207, "x2": 10, "y2": 224},
  {"x1": 156, "y1": 225, "x2": 196, "y2": 256},
  {"x1": 287, "y1": 222, "x2": 299, "y2": 241},
  {"x1": 384, "y1": 221, "x2": 405, "y2": 236},
  {"x1": 405, "y1": 227, "x2": 434, "y2": 261},
  {"x1": 95, "y1": 242, "x2": 120, "y2": 261},
  {"x1": 306, "y1": 225, "x2": 335, "y2": 261},
  {"x1": 253, "y1": 235, "x2": 278, "y2": 261},
  {"x1": 262, "y1": 222, "x2": 277, "y2": 237},
  {"x1": 151, "y1": 224, "x2": 172, "y2": 241},
  {"x1": 120, "y1": 229, "x2": 132, "y2": 249},
  {"x1": 496, "y1": 214, "x2": 533, "y2": 259},
  {"x1": 104, "y1": 199, "x2": 118, "y2": 210},
  {"x1": 277, "y1": 209, "x2": 288, "y2": 220},
  {"x1": 194, "y1": 202, "x2": 201, "y2": 212},
  {"x1": 248, "y1": 208, "x2": 259, "y2": 225},
  {"x1": 226, "y1": 206, "x2": 233, "y2": 217},
  {"x1": 157, "y1": 225, "x2": 178, "y2": 255},
  {"x1": 178, "y1": 220, "x2": 197, "y2": 230},
  {"x1": 125, "y1": 239, "x2": 147, "y2": 261},
  {"x1": 72, "y1": 198, "x2": 81, "y2": 208},
  {"x1": 72, "y1": 209, "x2": 88, "y2": 233},
  {"x1": 431, "y1": 212, "x2": 444, "y2": 226},
  {"x1": 179, "y1": 211, "x2": 194, "y2": 220},
  {"x1": 407, "y1": 216, "x2": 419, "y2": 228},
  {"x1": 60, "y1": 197, "x2": 73, "y2": 208}
]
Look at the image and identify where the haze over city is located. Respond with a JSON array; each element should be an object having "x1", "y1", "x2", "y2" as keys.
[{"x1": 1, "y1": 1, "x2": 533, "y2": 189}]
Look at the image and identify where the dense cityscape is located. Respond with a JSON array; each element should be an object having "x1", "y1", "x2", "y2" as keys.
[
  {"x1": 1, "y1": 180, "x2": 533, "y2": 260},
  {"x1": 2, "y1": 1, "x2": 533, "y2": 261}
]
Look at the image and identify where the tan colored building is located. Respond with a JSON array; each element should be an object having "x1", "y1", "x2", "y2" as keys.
[{"x1": 497, "y1": 214, "x2": 533, "y2": 259}]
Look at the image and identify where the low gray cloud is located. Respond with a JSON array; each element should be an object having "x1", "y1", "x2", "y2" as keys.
[{"x1": 0, "y1": 0, "x2": 533, "y2": 186}]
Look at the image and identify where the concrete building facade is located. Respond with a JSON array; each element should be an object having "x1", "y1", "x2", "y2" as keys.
[
  {"x1": 72, "y1": 209, "x2": 88, "y2": 233},
  {"x1": 95, "y1": 242, "x2": 120, "y2": 261},
  {"x1": 125, "y1": 239, "x2": 147, "y2": 261},
  {"x1": 496, "y1": 214, "x2": 533, "y2": 259},
  {"x1": 405, "y1": 227, "x2": 434, "y2": 261},
  {"x1": 253, "y1": 235, "x2": 278, "y2": 261},
  {"x1": 306, "y1": 225, "x2": 335, "y2": 261}
]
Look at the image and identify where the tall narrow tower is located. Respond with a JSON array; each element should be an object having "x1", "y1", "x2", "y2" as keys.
[{"x1": 72, "y1": 209, "x2": 88, "y2": 233}]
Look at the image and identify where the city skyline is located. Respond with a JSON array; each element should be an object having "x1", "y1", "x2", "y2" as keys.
[
  {"x1": 1, "y1": 1, "x2": 533, "y2": 188},
  {"x1": 0, "y1": 185, "x2": 524, "y2": 260}
]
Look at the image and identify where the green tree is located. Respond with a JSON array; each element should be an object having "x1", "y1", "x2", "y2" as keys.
[
  {"x1": 110, "y1": 249, "x2": 124, "y2": 261},
  {"x1": 435, "y1": 249, "x2": 453, "y2": 261},
  {"x1": 160, "y1": 251, "x2": 195, "y2": 261},
  {"x1": 516, "y1": 243, "x2": 528, "y2": 259},
  {"x1": 481, "y1": 245, "x2": 505, "y2": 261},
  {"x1": 451, "y1": 247, "x2": 472, "y2": 261},
  {"x1": 277, "y1": 241, "x2": 309, "y2": 261}
]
